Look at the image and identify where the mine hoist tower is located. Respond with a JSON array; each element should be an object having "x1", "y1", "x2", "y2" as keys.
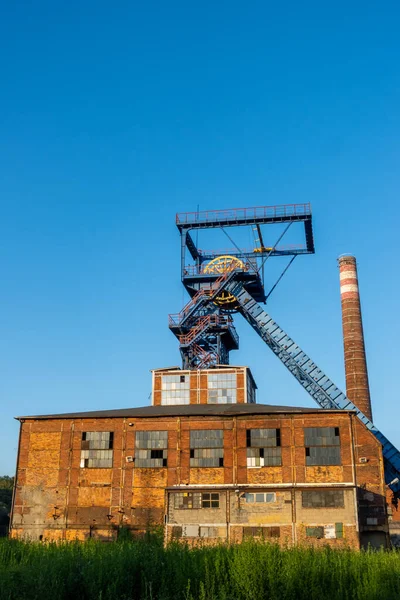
[
  {"x1": 169, "y1": 203, "x2": 314, "y2": 369},
  {"x1": 168, "y1": 203, "x2": 400, "y2": 499}
]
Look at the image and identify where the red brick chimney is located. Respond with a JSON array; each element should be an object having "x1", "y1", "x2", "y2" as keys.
[{"x1": 338, "y1": 255, "x2": 373, "y2": 421}]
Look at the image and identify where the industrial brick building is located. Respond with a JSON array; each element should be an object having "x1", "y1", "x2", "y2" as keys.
[
  {"x1": 9, "y1": 205, "x2": 400, "y2": 547},
  {"x1": 10, "y1": 366, "x2": 392, "y2": 548}
]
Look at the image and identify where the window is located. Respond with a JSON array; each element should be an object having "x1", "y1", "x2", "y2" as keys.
[
  {"x1": 244, "y1": 492, "x2": 276, "y2": 504},
  {"x1": 302, "y1": 490, "x2": 344, "y2": 508},
  {"x1": 161, "y1": 374, "x2": 190, "y2": 405},
  {"x1": 246, "y1": 371, "x2": 256, "y2": 404},
  {"x1": 306, "y1": 526, "x2": 324, "y2": 538},
  {"x1": 173, "y1": 492, "x2": 220, "y2": 509},
  {"x1": 174, "y1": 492, "x2": 201, "y2": 509},
  {"x1": 199, "y1": 526, "x2": 219, "y2": 538},
  {"x1": 306, "y1": 524, "x2": 344, "y2": 539},
  {"x1": 190, "y1": 430, "x2": 224, "y2": 467},
  {"x1": 202, "y1": 493, "x2": 220, "y2": 508},
  {"x1": 207, "y1": 372, "x2": 237, "y2": 404},
  {"x1": 335, "y1": 523, "x2": 343, "y2": 538},
  {"x1": 243, "y1": 526, "x2": 280, "y2": 539},
  {"x1": 171, "y1": 526, "x2": 182, "y2": 539},
  {"x1": 135, "y1": 431, "x2": 168, "y2": 467},
  {"x1": 246, "y1": 429, "x2": 281, "y2": 467},
  {"x1": 80, "y1": 432, "x2": 113, "y2": 468},
  {"x1": 304, "y1": 427, "x2": 341, "y2": 466}
]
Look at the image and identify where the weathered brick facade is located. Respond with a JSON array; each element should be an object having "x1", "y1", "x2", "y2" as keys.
[{"x1": 10, "y1": 368, "x2": 390, "y2": 548}]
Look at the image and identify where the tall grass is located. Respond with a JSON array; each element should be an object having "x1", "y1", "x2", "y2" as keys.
[{"x1": 0, "y1": 536, "x2": 399, "y2": 600}]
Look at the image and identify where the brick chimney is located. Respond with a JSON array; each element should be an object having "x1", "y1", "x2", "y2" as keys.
[{"x1": 338, "y1": 255, "x2": 373, "y2": 422}]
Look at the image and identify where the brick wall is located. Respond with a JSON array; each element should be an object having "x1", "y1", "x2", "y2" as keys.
[{"x1": 10, "y1": 410, "x2": 388, "y2": 547}]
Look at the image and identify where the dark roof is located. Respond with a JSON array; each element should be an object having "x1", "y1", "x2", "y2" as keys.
[{"x1": 16, "y1": 403, "x2": 353, "y2": 421}]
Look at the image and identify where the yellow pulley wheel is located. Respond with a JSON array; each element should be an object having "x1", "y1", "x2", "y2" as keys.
[{"x1": 203, "y1": 255, "x2": 244, "y2": 310}]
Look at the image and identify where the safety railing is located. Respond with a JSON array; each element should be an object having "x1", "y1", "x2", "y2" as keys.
[
  {"x1": 176, "y1": 203, "x2": 311, "y2": 225},
  {"x1": 182, "y1": 261, "x2": 254, "y2": 277},
  {"x1": 168, "y1": 288, "x2": 213, "y2": 326},
  {"x1": 196, "y1": 244, "x2": 307, "y2": 256},
  {"x1": 179, "y1": 315, "x2": 232, "y2": 346},
  {"x1": 169, "y1": 261, "x2": 244, "y2": 326}
]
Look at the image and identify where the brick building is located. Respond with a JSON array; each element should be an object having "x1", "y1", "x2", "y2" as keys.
[{"x1": 10, "y1": 365, "x2": 392, "y2": 548}]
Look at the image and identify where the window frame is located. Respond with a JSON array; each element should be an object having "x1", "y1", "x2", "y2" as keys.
[
  {"x1": 246, "y1": 428, "x2": 282, "y2": 468},
  {"x1": 80, "y1": 431, "x2": 114, "y2": 469},
  {"x1": 243, "y1": 492, "x2": 276, "y2": 504},
  {"x1": 173, "y1": 492, "x2": 220, "y2": 510},
  {"x1": 304, "y1": 427, "x2": 341, "y2": 466},
  {"x1": 301, "y1": 490, "x2": 345, "y2": 508},
  {"x1": 135, "y1": 430, "x2": 168, "y2": 468},
  {"x1": 190, "y1": 430, "x2": 224, "y2": 468}
]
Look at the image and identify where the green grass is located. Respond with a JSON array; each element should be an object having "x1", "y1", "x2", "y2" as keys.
[{"x1": 0, "y1": 536, "x2": 399, "y2": 600}]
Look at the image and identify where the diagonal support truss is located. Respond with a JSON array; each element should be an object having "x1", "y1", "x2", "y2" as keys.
[{"x1": 224, "y1": 279, "x2": 400, "y2": 497}]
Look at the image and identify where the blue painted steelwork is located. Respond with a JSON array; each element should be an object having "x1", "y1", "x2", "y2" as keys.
[{"x1": 172, "y1": 203, "x2": 314, "y2": 368}]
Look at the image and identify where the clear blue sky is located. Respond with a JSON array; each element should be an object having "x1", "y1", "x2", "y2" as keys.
[{"x1": 1, "y1": 2, "x2": 399, "y2": 474}]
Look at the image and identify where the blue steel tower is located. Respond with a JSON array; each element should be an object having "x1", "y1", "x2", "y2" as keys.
[
  {"x1": 169, "y1": 203, "x2": 314, "y2": 369},
  {"x1": 168, "y1": 203, "x2": 400, "y2": 499}
]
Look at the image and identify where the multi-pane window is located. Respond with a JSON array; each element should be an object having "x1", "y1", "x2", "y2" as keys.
[
  {"x1": 302, "y1": 490, "x2": 344, "y2": 508},
  {"x1": 246, "y1": 429, "x2": 281, "y2": 467},
  {"x1": 243, "y1": 492, "x2": 276, "y2": 503},
  {"x1": 161, "y1": 374, "x2": 190, "y2": 405},
  {"x1": 304, "y1": 427, "x2": 341, "y2": 466},
  {"x1": 173, "y1": 492, "x2": 220, "y2": 509},
  {"x1": 207, "y1": 372, "x2": 237, "y2": 404},
  {"x1": 135, "y1": 431, "x2": 168, "y2": 467},
  {"x1": 190, "y1": 430, "x2": 224, "y2": 467},
  {"x1": 174, "y1": 492, "x2": 201, "y2": 509},
  {"x1": 202, "y1": 493, "x2": 220, "y2": 508},
  {"x1": 80, "y1": 432, "x2": 113, "y2": 468},
  {"x1": 247, "y1": 371, "x2": 256, "y2": 404}
]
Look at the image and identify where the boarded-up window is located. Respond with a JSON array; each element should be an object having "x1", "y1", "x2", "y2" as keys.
[
  {"x1": 171, "y1": 526, "x2": 182, "y2": 539},
  {"x1": 302, "y1": 490, "x2": 344, "y2": 508},
  {"x1": 190, "y1": 430, "x2": 224, "y2": 467},
  {"x1": 135, "y1": 431, "x2": 168, "y2": 467},
  {"x1": 306, "y1": 526, "x2": 324, "y2": 538},
  {"x1": 304, "y1": 427, "x2": 341, "y2": 466},
  {"x1": 182, "y1": 525, "x2": 199, "y2": 537},
  {"x1": 243, "y1": 526, "x2": 280, "y2": 539},
  {"x1": 80, "y1": 432, "x2": 113, "y2": 468},
  {"x1": 335, "y1": 523, "x2": 343, "y2": 538},
  {"x1": 199, "y1": 526, "x2": 219, "y2": 538},
  {"x1": 246, "y1": 429, "x2": 281, "y2": 467}
]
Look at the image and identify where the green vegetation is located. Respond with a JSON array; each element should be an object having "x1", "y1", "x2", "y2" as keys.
[
  {"x1": 0, "y1": 476, "x2": 14, "y2": 513},
  {"x1": 0, "y1": 477, "x2": 13, "y2": 536},
  {"x1": 0, "y1": 536, "x2": 399, "y2": 600}
]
